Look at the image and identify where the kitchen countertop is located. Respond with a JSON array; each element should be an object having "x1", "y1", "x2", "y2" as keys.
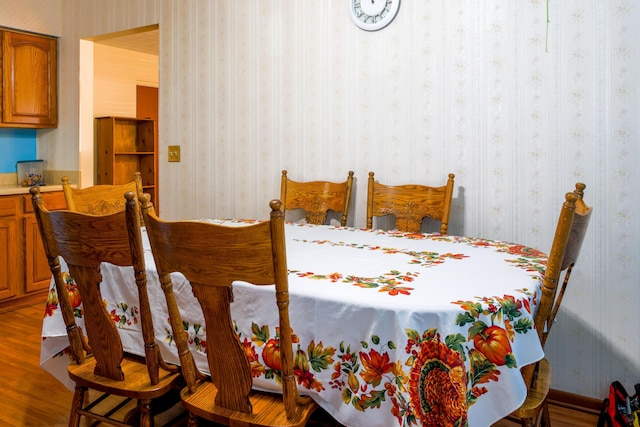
[{"x1": 0, "y1": 185, "x2": 64, "y2": 196}]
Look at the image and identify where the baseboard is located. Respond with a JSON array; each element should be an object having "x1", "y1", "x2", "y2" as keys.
[
  {"x1": 0, "y1": 290, "x2": 48, "y2": 314},
  {"x1": 548, "y1": 388, "x2": 603, "y2": 415}
]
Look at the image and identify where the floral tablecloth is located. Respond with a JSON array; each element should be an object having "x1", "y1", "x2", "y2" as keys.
[{"x1": 40, "y1": 222, "x2": 547, "y2": 427}]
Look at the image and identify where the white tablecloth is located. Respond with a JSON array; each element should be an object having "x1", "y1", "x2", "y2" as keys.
[{"x1": 41, "y1": 222, "x2": 547, "y2": 427}]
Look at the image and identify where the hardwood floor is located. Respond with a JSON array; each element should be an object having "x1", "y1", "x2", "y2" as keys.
[
  {"x1": 491, "y1": 406, "x2": 600, "y2": 427},
  {"x1": 1, "y1": 303, "x2": 600, "y2": 426}
]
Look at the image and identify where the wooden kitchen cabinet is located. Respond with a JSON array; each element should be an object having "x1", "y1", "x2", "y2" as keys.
[
  {"x1": 23, "y1": 191, "x2": 67, "y2": 294},
  {"x1": 96, "y1": 116, "x2": 158, "y2": 209},
  {"x1": 0, "y1": 191, "x2": 66, "y2": 313},
  {"x1": 1, "y1": 29, "x2": 58, "y2": 128},
  {"x1": 0, "y1": 197, "x2": 19, "y2": 301}
]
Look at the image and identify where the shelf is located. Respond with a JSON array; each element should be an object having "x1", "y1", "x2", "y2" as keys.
[{"x1": 95, "y1": 116, "x2": 158, "y2": 208}]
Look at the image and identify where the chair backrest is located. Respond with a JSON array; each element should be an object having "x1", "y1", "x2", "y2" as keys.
[
  {"x1": 61, "y1": 175, "x2": 139, "y2": 215},
  {"x1": 30, "y1": 187, "x2": 162, "y2": 384},
  {"x1": 141, "y1": 196, "x2": 304, "y2": 417},
  {"x1": 521, "y1": 184, "x2": 592, "y2": 389},
  {"x1": 537, "y1": 182, "x2": 593, "y2": 348},
  {"x1": 366, "y1": 172, "x2": 455, "y2": 234},
  {"x1": 280, "y1": 170, "x2": 354, "y2": 226}
]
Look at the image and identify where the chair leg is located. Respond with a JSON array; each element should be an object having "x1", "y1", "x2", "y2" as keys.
[
  {"x1": 139, "y1": 399, "x2": 153, "y2": 427},
  {"x1": 540, "y1": 402, "x2": 551, "y2": 427},
  {"x1": 520, "y1": 417, "x2": 536, "y2": 427},
  {"x1": 68, "y1": 385, "x2": 84, "y2": 427},
  {"x1": 187, "y1": 411, "x2": 199, "y2": 427}
]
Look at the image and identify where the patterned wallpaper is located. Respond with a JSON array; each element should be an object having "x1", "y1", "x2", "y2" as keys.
[
  {"x1": 4, "y1": 0, "x2": 639, "y2": 401},
  {"x1": 0, "y1": 0, "x2": 61, "y2": 35}
]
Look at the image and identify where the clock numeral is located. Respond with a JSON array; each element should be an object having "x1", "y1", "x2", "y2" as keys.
[
  {"x1": 353, "y1": 1, "x2": 363, "y2": 18},
  {"x1": 353, "y1": 0, "x2": 391, "y2": 23},
  {"x1": 350, "y1": 0, "x2": 398, "y2": 30}
]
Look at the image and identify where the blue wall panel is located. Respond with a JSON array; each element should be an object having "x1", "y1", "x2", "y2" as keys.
[{"x1": 0, "y1": 129, "x2": 37, "y2": 173}]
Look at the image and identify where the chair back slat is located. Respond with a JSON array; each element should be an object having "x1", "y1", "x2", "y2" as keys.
[
  {"x1": 146, "y1": 218, "x2": 276, "y2": 286},
  {"x1": 366, "y1": 172, "x2": 455, "y2": 234},
  {"x1": 61, "y1": 175, "x2": 138, "y2": 216},
  {"x1": 67, "y1": 264, "x2": 126, "y2": 380},
  {"x1": 36, "y1": 209, "x2": 132, "y2": 267},
  {"x1": 561, "y1": 183, "x2": 593, "y2": 270},
  {"x1": 280, "y1": 170, "x2": 354, "y2": 226}
]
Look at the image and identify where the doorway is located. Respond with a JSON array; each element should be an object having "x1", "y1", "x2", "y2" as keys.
[{"x1": 78, "y1": 25, "x2": 159, "y2": 190}]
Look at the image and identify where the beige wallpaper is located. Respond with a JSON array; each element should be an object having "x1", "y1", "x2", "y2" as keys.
[
  {"x1": 2, "y1": 0, "x2": 639, "y2": 402},
  {"x1": 0, "y1": 0, "x2": 60, "y2": 35}
]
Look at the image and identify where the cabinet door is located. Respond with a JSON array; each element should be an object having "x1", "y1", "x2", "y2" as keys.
[
  {"x1": 0, "y1": 197, "x2": 19, "y2": 300},
  {"x1": 2, "y1": 31, "x2": 58, "y2": 127},
  {"x1": 23, "y1": 216, "x2": 51, "y2": 293},
  {"x1": 23, "y1": 191, "x2": 66, "y2": 294}
]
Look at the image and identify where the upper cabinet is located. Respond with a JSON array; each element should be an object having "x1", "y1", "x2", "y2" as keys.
[{"x1": 1, "y1": 29, "x2": 58, "y2": 128}]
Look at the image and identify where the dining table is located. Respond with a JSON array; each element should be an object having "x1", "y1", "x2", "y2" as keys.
[{"x1": 40, "y1": 221, "x2": 548, "y2": 427}]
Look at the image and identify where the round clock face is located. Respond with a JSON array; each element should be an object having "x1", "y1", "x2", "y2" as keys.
[{"x1": 350, "y1": 0, "x2": 400, "y2": 31}]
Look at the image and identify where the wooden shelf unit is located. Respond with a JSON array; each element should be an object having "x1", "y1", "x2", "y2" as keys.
[{"x1": 95, "y1": 116, "x2": 158, "y2": 209}]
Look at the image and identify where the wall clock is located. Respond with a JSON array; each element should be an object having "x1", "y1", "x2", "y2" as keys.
[{"x1": 350, "y1": 0, "x2": 400, "y2": 31}]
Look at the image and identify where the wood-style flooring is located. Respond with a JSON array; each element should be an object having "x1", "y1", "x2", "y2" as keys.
[{"x1": 0, "y1": 304, "x2": 600, "y2": 426}]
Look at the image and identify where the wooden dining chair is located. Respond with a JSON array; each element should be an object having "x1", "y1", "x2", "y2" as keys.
[
  {"x1": 140, "y1": 195, "x2": 318, "y2": 427},
  {"x1": 30, "y1": 187, "x2": 182, "y2": 427},
  {"x1": 61, "y1": 174, "x2": 143, "y2": 215},
  {"x1": 509, "y1": 182, "x2": 593, "y2": 427},
  {"x1": 280, "y1": 170, "x2": 354, "y2": 226},
  {"x1": 366, "y1": 172, "x2": 455, "y2": 234}
]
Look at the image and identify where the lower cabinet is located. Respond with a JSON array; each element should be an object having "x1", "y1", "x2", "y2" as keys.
[
  {"x1": 0, "y1": 201, "x2": 19, "y2": 300},
  {"x1": 0, "y1": 191, "x2": 66, "y2": 313}
]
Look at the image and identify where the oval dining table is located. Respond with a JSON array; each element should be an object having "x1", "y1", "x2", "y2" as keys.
[{"x1": 40, "y1": 221, "x2": 548, "y2": 427}]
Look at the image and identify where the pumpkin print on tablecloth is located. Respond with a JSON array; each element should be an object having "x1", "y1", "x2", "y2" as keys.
[{"x1": 44, "y1": 271, "x2": 82, "y2": 317}]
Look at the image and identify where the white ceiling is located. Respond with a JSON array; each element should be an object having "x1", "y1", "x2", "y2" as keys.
[{"x1": 93, "y1": 29, "x2": 159, "y2": 56}]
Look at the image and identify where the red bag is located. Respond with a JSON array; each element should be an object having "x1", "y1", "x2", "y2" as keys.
[{"x1": 598, "y1": 381, "x2": 640, "y2": 427}]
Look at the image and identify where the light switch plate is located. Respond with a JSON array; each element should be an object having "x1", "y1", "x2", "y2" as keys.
[{"x1": 168, "y1": 145, "x2": 181, "y2": 162}]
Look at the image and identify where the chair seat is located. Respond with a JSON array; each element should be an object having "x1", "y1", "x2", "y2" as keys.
[
  {"x1": 510, "y1": 358, "x2": 551, "y2": 422},
  {"x1": 181, "y1": 381, "x2": 319, "y2": 427},
  {"x1": 68, "y1": 354, "x2": 182, "y2": 399}
]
